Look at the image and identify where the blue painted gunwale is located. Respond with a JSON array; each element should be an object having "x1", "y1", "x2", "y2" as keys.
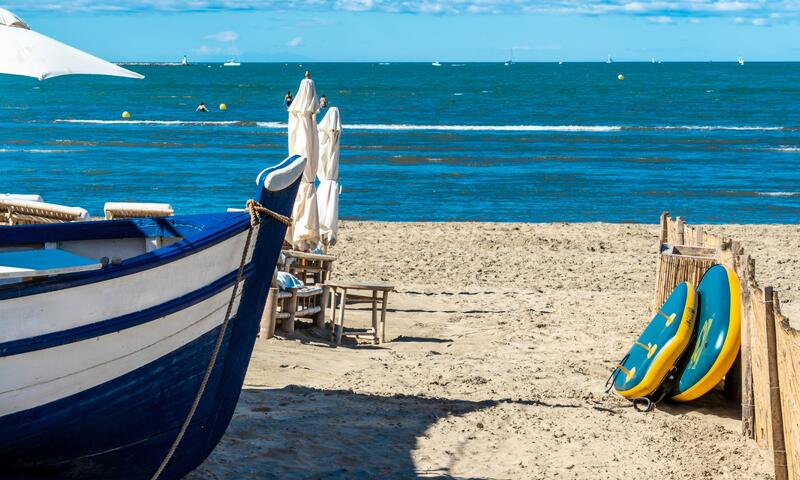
[
  {"x1": 0, "y1": 212, "x2": 251, "y2": 301},
  {"x1": 0, "y1": 155, "x2": 304, "y2": 480}
]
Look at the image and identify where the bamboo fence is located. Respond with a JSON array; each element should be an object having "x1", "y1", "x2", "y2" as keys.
[{"x1": 653, "y1": 213, "x2": 795, "y2": 480}]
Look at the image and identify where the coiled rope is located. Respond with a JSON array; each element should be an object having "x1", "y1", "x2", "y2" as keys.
[{"x1": 150, "y1": 200, "x2": 290, "y2": 480}]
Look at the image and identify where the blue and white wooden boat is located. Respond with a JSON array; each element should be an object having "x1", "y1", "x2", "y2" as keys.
[{"x1": 0, "y1": 155, "x2": 306, "y2": 479}]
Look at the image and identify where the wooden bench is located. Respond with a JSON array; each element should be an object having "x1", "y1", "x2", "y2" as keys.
[
  {"x1": 0, "y1": 249, "x2": 103, "y2": 282},
  {"x1": 326, "y1": 279, "x2": 395, "y2": 346}
]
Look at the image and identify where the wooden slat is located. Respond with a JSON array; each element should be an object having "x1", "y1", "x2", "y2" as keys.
[
  {"x1": 775, "y1": 299, "x2": 800, "y2": 478},
  {"x1": 764, "y1": 289, "x2": 789, "y2": 480}
]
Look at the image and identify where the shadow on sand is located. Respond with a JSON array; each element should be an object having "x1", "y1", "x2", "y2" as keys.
[{"x1": 191, "y1": 385, "x2": 510, "y2": 480}]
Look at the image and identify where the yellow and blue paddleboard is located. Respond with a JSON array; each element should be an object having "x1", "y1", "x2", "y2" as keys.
[
  {"x1": 613, "y1": 282, "x2": 697, "y2": 399},
  {"x1": 671, "y1": 265, "x2": 741, "y2": 402}
]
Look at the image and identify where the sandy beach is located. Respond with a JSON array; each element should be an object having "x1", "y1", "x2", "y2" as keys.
[{"x1": 189, "y1": 221, "x2": 800, "y2": 479}]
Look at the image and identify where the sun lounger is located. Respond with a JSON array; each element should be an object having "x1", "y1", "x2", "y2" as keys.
[
  {"x1": 0, "y1": 199, "x2": 89, "y2": 225},
  {"x1": 1, "y1": 194, "x2": 43, "y2": 202},
  {"x1": 104, "y1": 202, "x2": 174, "y2": 220}
]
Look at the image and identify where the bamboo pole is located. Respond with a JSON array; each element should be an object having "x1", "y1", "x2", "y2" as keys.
[{"x1": 764, "y1": 287, "x2": 789, "y2": 480}]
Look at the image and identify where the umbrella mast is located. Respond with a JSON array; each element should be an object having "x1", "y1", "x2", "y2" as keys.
[{"x1": 287, "y1": 71, "x2": 321, "y2": 250}]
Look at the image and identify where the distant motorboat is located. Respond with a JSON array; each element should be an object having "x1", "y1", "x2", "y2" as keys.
[
  {"x1": 378, "y1": 62, "x2": 391, "y2": 65},
  {"x1": 223, "y1": 59, "x2": 241, "y2": 67},
  {"x1": 558, "y1": 61, "x2": 563, "y2": 65},
  {"x1": 738, "y1": 56, "x2": 745, "y2": 65},
  {"x1": 431, "y1": 61, "x2": 442, "y2": 67}
]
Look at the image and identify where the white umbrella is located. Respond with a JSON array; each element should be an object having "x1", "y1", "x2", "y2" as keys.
[
  {"x1": 317, "y1": 107, "x2": 341, "y2": 247},
  {"x1": 286, "y1": 76, "x2": 320, "y2": 250},
  {"x1": 0, "y1": 8, "x2": 143, "y2": 81}
]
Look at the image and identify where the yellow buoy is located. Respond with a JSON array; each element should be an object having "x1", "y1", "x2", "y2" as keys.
[
  {"x1": 122, "y1": 111, "x2": 131, "y2": 119},
  {"x1": 219, "y1": 103, "x2": 227, "y2": 111},
  {"x1": 618, "y1": 74, "x2": 625, "y2": 81}
]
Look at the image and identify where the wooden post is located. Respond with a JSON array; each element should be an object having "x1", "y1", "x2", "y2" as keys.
[
  {"x1": 741, "y1": 256, "x2": 756, "y2": 439},
  {"x1": 659, "y1": 211, "x2": 670, "y2": 249},
  {"x1": 379, "y1": 290, "x2": 389, "y2": 344},
  {"x1": 261, "y1": 287, "x2": 278, "y2": 340},
  {"x1": 764, "y1": 287, "x2": 789, "y2": 480},
  {"x1": 676, "y1": 217, "x2": 685, "y2": 245},
  {"x1": 315, "y1": 285, "x2": 329, "y2": 329},
  {"x1": 335, "y1": 288, "x2": 347, "y2": 346},
  {"x1": 371, "y1": 290, "x2": 379, "y2": 345}
]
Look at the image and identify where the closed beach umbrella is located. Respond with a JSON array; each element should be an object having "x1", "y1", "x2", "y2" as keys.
[
  {"x1": 287, "y1": 74, "x2": 320, "y2": 250},
  {"x1": 317, "y1": 107, "x2": 341, "y2": 247},
  {"x1": 0, "y1": 8, "x2": 143, "y2": 81}
]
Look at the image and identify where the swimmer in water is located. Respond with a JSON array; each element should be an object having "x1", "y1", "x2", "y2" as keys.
[
  {"x1": 320, "y1": 95, "x2": 328, "y2": 108},
  {"x1": 196, "y1": 102, "x2": 208, "y2": 112},
  {"x1": 285, "y1": 91, "x2": 293, "y2": 108}
]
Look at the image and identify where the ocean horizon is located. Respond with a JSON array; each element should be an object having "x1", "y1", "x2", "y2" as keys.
[{"x1": 2, "y1": 61, "x2": 799, "y2": 223}]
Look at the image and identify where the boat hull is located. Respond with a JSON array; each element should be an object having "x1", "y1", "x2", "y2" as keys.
[{"x1": 0, "y1": 155, "x2": 306, "y2": 479}]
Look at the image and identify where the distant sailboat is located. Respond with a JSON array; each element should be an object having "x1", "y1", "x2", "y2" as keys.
[
  {"x1": 738, "y1": 56, "x2": 745, "y2": 65},
  {"x1": 651, "y1": 57, "x2": 656, "y2": 64},
  {"x1": 223, "y1": 59, "x2": 241, "y2": 67},
  {"x1": 558, "y1": 60, "x2": 563, "y2": 65},
  {"x1": 181, "y1": 55, "x2": 189, "y2": 66},
  {"x1": 431, "y1": 61, "x2": 442, "y2": 67},
  {"x1": 606, "y1": 54, "x2": 613, "y2": 64},
  {"x1": 504, "y1": 48, "x2": 514, "y2": 66}
]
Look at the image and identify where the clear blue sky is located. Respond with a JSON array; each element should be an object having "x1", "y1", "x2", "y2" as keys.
[{"x1": 6, "y1": 1, "x2": 800, "y2": 62}]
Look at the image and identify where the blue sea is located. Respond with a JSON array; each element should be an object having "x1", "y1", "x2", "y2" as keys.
[{"x1": 2, "y1": 62, "x2": 799, "y2": 223}]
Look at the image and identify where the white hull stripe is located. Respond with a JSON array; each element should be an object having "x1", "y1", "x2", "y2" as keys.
[
  {"x1": 0, "y1": 226, "x2": 258, "y2": 344},
  {"x1": 0, "y1": 285, "x2": 243, "y2": 417},
  {"x1": 0, "y1": 265, "x2": 254, "y2": 358}
]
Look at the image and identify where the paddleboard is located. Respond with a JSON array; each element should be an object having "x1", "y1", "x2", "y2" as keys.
[
  {"x1": 613, "y1": 282, "x2": 697, "y2": 399},
  {"x1": 671, "y1": 264, "x2": 741, "y2": 402}
]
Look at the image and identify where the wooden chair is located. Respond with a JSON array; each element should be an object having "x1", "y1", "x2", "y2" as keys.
[
  {"x1": 282, "y1": 250, "x2": 336, "y2": 285},
  {"x1": 259, "y1": 251, "x2": 336, "y2": 338}
]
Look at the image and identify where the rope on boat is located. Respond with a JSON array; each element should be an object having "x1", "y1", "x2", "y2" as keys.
[
  {"x1": 149, "y1": 199, "x2": 286, "y2": 480},
  {"x1": 246, "y1": 199, "x2": 292, "y2": 227}
]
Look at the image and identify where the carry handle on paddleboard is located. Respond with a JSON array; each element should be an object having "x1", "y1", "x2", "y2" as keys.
[{"x1": 604, "y1": 354, "x2": 629, "y2": 394}]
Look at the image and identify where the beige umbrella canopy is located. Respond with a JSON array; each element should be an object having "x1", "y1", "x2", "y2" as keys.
[
  {"x1": 317, "y1": 107, "x2": 341, "y2": 247},
  {"x1": 286, "y1": 74, "x2": 321, "y2": 250},
  {"x1": 0, "y1": 8, "x2": 143, "y2": 81}
]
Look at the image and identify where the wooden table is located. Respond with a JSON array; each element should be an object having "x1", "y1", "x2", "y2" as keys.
[{"x1": 326, "y1": 279, "x2": 395, "y2": 346}]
